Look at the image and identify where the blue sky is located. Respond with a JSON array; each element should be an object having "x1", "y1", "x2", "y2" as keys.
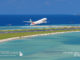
[{"x1": 0, "y1": 0, "x2": 80, "y2": 15}]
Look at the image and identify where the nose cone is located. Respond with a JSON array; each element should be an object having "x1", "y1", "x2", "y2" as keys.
[{"x1": 43, "y1": 18, "x2": 47, "y2": 20}]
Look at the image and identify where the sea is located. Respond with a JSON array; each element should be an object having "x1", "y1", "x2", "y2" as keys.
[
  {"x1": 0, "y1": 15, "x2": 80, "y2": 26},
  {"x1": 0, "y1": 15, "x2": 80, "y2": 60}
]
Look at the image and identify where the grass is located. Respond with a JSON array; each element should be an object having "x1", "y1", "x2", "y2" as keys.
[{"x1": 0, "y1": 28, "x2": 80, "y2": 40}]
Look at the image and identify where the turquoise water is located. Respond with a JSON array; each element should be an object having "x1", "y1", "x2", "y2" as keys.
[
  {"x1": 0, "y1": 26, "x2": 50, "y2": 30},
  {"x1": 0, "y1": 32, "x2": 80, "y2": 60},
  {"x1": 0, "y1": 25, "x2": 58, "y2": 30}
]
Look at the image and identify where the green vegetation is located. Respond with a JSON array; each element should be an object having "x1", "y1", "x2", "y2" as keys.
[{"x1": 0, "y1": 28, "x2": 80, "y2": 40}]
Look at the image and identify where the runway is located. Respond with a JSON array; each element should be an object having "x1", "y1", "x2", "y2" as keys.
[{"x1": 0, "y1": 28, "x2": 80, "y2": 34}]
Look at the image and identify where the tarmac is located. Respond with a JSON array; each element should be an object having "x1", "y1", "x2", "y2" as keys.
[{"x1": 0, "y1": 28, "x2": 80, "y2": 34}]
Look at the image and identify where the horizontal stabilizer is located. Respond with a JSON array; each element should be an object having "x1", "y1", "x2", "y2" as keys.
[{"x1": 24, "y1": 19, "x2": 32, "y2": 23}]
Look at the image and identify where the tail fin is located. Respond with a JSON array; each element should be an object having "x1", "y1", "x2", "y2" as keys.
[{"x1": 29, "y1": 19, "x2": 32, "y2": 23}]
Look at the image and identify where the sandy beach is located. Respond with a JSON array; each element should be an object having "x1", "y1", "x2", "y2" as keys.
[{"x1": 0, "y1": 31, "x2": 80, "y2": 43}]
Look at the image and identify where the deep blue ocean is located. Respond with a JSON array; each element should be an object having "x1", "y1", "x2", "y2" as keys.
[{"x1": 0, "y1": 15, "x2": 80, "y2": 26}]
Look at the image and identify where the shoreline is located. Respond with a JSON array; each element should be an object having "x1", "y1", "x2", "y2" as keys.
[{"x1": 0, "y1": 31, "x2": 80, "y2": 43}]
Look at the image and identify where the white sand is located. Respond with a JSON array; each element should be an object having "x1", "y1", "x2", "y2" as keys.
[{"x1": 0, "y1": 31, "x2": 80, "y2": 43}]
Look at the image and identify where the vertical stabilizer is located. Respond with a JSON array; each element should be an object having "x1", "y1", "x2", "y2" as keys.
[{"x1": 29, "y1": 19, "x2": 32, "y2": 23}]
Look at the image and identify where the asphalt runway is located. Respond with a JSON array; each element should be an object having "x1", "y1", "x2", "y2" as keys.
[{"x1": 0, "y1": 28, "x2": 80, "y2": 34}]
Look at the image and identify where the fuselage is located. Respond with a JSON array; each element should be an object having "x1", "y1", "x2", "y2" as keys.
[{"x1": 30, "y1": 18, "x2": 47, "y2": 25}]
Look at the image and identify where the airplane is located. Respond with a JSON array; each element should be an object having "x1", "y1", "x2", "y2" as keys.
[{"x1": 24, "y1": 18, "x2": 47, "y2": 25}]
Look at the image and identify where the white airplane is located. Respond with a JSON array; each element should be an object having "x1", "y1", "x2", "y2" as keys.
[{"x1": 24, "y1": 18, "x2": 47, "y2": 25}]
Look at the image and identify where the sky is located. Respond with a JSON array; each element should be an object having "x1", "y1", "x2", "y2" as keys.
[{"x1": 0, "y1": 0, "x2": 80, "y2": 15}]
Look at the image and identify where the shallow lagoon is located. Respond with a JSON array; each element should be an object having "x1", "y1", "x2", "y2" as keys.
[{"x1": 0, "y1": 32, "x2": 80, "y2": 60}]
